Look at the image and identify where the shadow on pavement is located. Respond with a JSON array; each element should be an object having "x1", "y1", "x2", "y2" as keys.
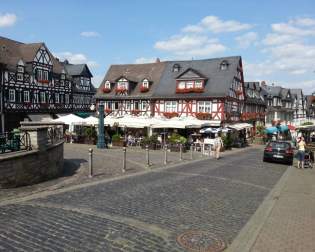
[{"x1": 63, "y1": 159, "x2": 87, "y2": 177}]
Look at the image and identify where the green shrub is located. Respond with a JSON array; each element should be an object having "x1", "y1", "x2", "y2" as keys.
[
  {"x1": 222, "y1": 134, "x2": 232, "y2": 148},
  {"x1": 83, "y1": 127, "x2": 97, "y2": 139},
  {"x1": 169, "y1": 133, "x2": 187, "y2": 144},
  {"x1": 141, "y1": 134, "x2": 159, "y2": 146},
  {"x1": 112, "y1": 133, "x2": 121, "y2": 142},
  {"x1": 302, "y1": 122, "x2": 314, "y2": 126},
  {"x1": 256, "y1": 125, "x2": 265, "y2": 136}
]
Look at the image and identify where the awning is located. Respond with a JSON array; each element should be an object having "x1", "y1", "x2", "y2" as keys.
[
  {"x1": 228, "y1": 123, "x2": 253, "y2": 130},
  {"x1": 28, "y1": 114, "x2": 53, "y2": 122}
]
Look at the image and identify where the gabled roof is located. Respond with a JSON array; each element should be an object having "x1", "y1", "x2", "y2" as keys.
[
  {"x1": 175, "y1": 68, "x2": 207, "y2": 80},
  {"x1": 290, "y1": 88, "x2": 303, "y2": 99},
  {"x1": 0, "y1": 36, "x2": 64, "y2": 74},
  {"x1": 64, "y1": 63, "x2": 93, "y2": 77}
]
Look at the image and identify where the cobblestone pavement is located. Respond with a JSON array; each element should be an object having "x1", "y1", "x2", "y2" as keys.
[{"x1": 0, "y1": 146, "x2": 288, "y2": 251}]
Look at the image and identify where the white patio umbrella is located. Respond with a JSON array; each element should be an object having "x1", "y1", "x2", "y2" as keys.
[
  {"x1": 83, "y1": 116, "x2": 99, "y2": 126},
  {"x1": 53, "y1": 114, "x2": 86, "y2": 132}
]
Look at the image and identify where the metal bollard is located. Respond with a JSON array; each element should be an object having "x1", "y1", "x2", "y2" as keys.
[
  {"x1": 146, "y1": 145, "x2": 150, "y2": 167},
  {"x1": 179, "y1": 143, "x2": 183, "y2": 161},
  {"x1": 122, "y1": 147, "x2": 126, "y2": 173},
  {"x1": 88, "y1": 148, "x2": 93, "y2": 178},
  {"x1": 164, "y1": 145, "x2": 168, "y2": 165},
  {"x1": 190, "y1": 144, "x2": 193, "y2": 160}
]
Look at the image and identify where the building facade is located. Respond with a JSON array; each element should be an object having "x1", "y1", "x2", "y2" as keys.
[
  {"x1": 243, "y1": 82, "x2": 266, "y2": 130},
  {"x1": 306, "y1": 92, "x2": 315, "y2": 119},
  {"x1": 0, "y1": 36, "x2": 95, "y2": 132},
  {"x1": 95, "y1": 56, "x2": 246, "y2": 126},
  {"x1": 290, "y1": 88, "x2": 306, "y2": 121},
  {"x1": 261, "y1": 84, "x2": 294, "y2": 126}
]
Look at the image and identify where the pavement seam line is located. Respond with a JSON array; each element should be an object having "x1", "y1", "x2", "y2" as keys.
[
  {"x1": 157, "y1": 170, "x2": 270, "y2": 191},
  {"x1": 226, "y1": 165, "x2": 293, "y2": 252},
  {"x1": 0, "y1": 146, "x2": 255, "y2": 206},
  {"x1": 19, "y1": 201, "x2": 172, "y2": 240}
]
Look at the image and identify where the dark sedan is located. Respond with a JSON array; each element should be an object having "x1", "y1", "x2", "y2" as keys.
[{"x1": 263, "y1": 141, "x2": 294, "y2": 165}]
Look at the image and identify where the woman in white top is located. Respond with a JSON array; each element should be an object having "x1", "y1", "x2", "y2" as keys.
[{"x1": 214, "y1": 134, "x2": 223, "y2": 159}]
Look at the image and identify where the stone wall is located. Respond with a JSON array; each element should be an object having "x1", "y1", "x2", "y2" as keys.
[{"x1": 0, "y1": 141, "x2": 64, "y2": 188}]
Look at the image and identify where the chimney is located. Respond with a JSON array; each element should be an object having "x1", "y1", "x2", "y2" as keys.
[{"x1": 155, "y1": 58, "x2": 160, "y2": 63}]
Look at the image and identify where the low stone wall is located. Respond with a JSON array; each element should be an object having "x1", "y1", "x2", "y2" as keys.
[{"x1": 0, "y1": 141, "x2": 64, "y2": 188}]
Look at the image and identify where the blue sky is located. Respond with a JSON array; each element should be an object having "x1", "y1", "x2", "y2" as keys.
[{"x1": 1, "y1": 0, "x2": 315, "y2": 94}]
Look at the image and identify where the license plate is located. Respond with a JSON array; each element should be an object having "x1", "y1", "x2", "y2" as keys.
[{"x1": 273, "y1": 154, "x2": 283, "y2": 158}]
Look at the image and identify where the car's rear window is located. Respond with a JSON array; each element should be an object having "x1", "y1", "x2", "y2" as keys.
[{"x1": 269, "y1": 142, "x2": 290, "y2": 149}]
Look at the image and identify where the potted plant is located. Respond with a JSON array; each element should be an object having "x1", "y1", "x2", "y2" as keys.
[
  {"x1": 112, "y1": 133, "x2": 124, "y2": 147},
  {"x1": 83, "y1": 126, "x2": 97, "y2": 145},
  {"x1": 140, "y1": 134, "x2": 159, "y2": 150},
  {"x1": 169, "y1": 133, "x2": 187, "y2": 152}
]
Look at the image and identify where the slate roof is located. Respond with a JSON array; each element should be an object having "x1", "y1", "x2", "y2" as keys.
[
  {"x1": 0, "y1": 36, "x2": 65, "y2": 74},
  {"x1": 290, "y1": 88, "x2": 303, "y2": 99},
  {"x1": 96, "y1": 61, "x2": 167, "y2": 99},
  {"x1": 96, "y1": 56, "x2": 242, "y2": 99},
  {"x1": 64, "y1": 63, "x2": 93, "y2": 77},
  {"x1": 244, "y1": 81, "x2": 266, "y2": 105},
  {"x1": 153, "y1": 56, "x2": 241, "y2": 98}
]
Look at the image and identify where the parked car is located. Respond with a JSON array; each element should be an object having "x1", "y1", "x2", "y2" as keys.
[{"x1": 263, "y1": 141, "x2": 293, "y2": 165}]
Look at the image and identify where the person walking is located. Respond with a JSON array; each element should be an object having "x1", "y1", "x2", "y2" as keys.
[
  {"x1": 297, "y1": 136, "x2": 306, "y2": 169},
  {"x1": 214, "y1": 134, "x2": 223, "y2": 160}
]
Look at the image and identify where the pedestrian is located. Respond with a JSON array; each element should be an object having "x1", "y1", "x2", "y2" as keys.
[
  {"x1": 214, "y1": 133, "x2": 223, "y2": 160},
  {"x1": 296, "y1": 136, "x2": 306, "y2": 169}
]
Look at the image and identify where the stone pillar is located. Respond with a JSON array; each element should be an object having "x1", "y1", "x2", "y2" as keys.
[{"x1": 20, "y1": 126, "x2": 48, "y2": 151}]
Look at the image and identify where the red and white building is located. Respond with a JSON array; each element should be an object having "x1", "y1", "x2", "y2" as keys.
[{"x1": 95, "y1": 56, "x2": 246, "y2": 127}]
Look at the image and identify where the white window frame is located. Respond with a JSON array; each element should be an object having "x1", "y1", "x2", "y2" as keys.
[
  {"x1": 198, "y1": 101, "x2": 211, "y2": 113},
  {"x1": 186, "y1": 81, "x2": 194, "y2": 89},
  {"x1": 17, "y1": 73, "x2": 23, "y2": 81},
  {"x1": 43, "y1": 71, "x2": 49, "y2": 81},
  {"x1": 178, "y1": 81, "x2": 185, "y2": 89},
  {"x1": 117, "y1": 78, "x2": 128, "y2": 90},
  {"x1": 165, "y1": 101, "x2": 177, "y2": 112},
  {"x1": 17, "y1": 66, "x2": 24, "y2": 73},
  {"x1": 55, "y1": 93, "x2": 59, "y2": 103},
  {"x1": 37, "y1": 69, "x2": 43, "y2": 80},
  {"x1": 40, "y1": 92, "x2": 46, "y2": 103},
  {"x1": 9, "y1": 89, "x2": 15, "y2": 102},
  {"x1": 195, "y1": 80, "x2": 203, "y2": 88},
  {"x1": 105, "y1": 80, "x2": 111, "y2": 89},
  {"x1": 142, "y1": 79, "x2": 149, "y2": 88},
  {"x1": 23, "y1": 91, "x2": 30, "y2": 103}
]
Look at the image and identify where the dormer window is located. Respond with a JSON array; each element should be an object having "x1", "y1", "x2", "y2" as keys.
[
  {"x1": 117, "y1": 78, "x2": 128, "y2": 89},
  {"x1": 17, "y1": 66, "x2": 24, "y2": 73},
  {"x1": 142, "y1": 79, "x2": 149, "y2": 88},
  {"x1": 105, "y1": 80, "x2": 111, "y2": 89},
  {"x1": 220, "y1": 60, "x2": 229, "y2": 70},
  {"x1": 172, "y1": 64, "x2": 180, "y2": 72}
]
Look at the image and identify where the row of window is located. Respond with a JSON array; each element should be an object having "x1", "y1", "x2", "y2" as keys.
[
  {"x1": 8, "y1": 89, "x2": 70, "y2": 104},
  {"x1": 177, "y1": 80, "x2": 203, "y2": 89},
  {"x1": 103, "y1": 101, "x2": 214, "y2": 113},
  {"x1": 104, "y1": 78, "x2": 150, "y2": 90}
]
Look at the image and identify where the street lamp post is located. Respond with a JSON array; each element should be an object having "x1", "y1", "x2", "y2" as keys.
[{"x1": 97, "y1": 103, "x2": 106, "y2": 149}]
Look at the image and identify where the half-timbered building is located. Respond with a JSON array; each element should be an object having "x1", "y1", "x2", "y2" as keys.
[
  {"x1": 96, "y1": 56, "x2": 245, "y2": 126},
  {"x1": 0, "y1": 36, "x2": 96, "y2": 132},
  {"x1": 242, "y1": 82, "x2": 266, "y2": 130}
]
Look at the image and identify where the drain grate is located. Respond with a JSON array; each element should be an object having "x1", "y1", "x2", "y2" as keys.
[{"x1": 176, "y1": 230, "x2": 226, "y2": 252}]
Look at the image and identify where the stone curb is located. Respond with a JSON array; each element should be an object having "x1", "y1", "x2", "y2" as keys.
[{"x1": 226, "y1": 165, "x2": 293, "y2": 252}]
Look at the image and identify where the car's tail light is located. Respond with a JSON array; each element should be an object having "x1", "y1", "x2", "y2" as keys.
[
  {"x1": 265, "y1": 146, "x2": 272, "y2": 152},
  {"x1": 286, "y1": 148, "x2": 293, "y2": 155}
]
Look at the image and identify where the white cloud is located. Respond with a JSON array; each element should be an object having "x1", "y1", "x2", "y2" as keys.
[
  {"x1": 262, "y1": 33, "x2": 300, "y2": 46},
  {"x1": 235, "y1": 32, "x2": 258, "y2": 48},
  {"x1": 271, "y1": 17, "x2": 315, "y2": 36},
  {"x1": 182, "y1": 15, "x2": 253, "y2": 34},
  {"x1": 0, "y1": 13, "x2": 17, "y2": 27},
  {"x1": 134, "y1": 57, "x2": 157, "y2": 64},
  {"x1": 154, "y1": 34, "x2": 226, "y2": 57},
  {"x1": 53, "y1": 51, "x2": 99, "y2": 69},
  {"x1": 80, "y1": 31, "x2": 100, "y2": 37}
]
